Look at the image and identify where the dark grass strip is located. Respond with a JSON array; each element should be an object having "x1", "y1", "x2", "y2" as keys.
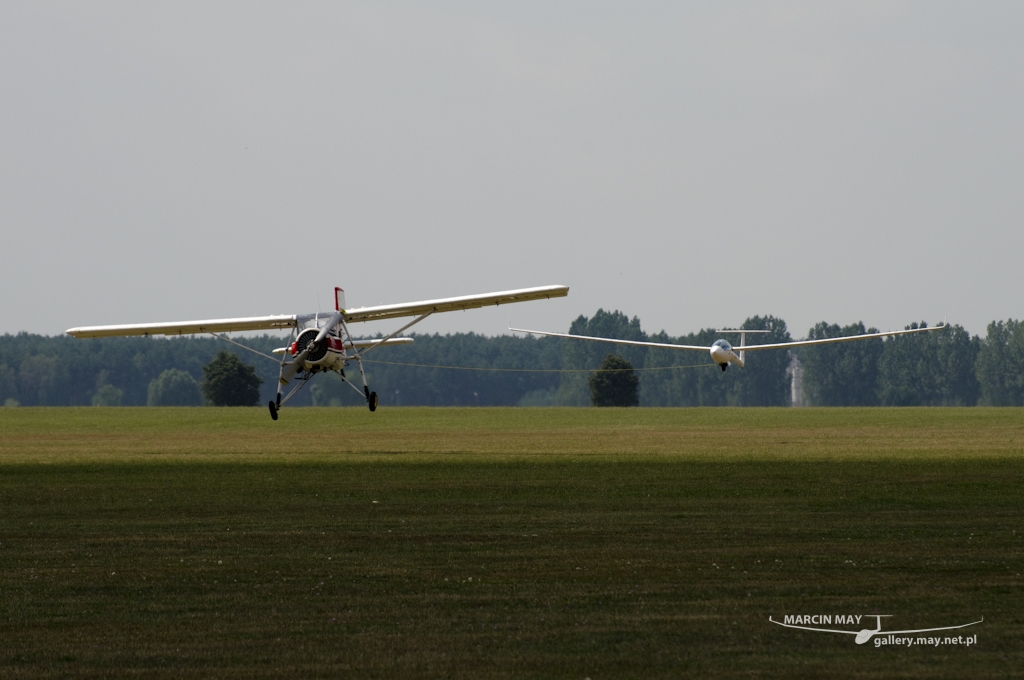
[{"x1": 1, "y1": 459, "x2": 1022, "y2": 678}]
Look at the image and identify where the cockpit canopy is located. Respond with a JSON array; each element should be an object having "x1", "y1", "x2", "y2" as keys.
[
  {"x1": 295, "y1": 313, "x2": 331, "y2": 333},
  {"x1": 712, "y1": 339, "x2": 732, "y2": 351}
]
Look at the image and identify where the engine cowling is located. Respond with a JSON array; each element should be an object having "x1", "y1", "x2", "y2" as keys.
[
  {"x1": 294, "y1": 328, "x2": 329, "y2": 363},
  {"x1": 290, "y1": 328, "x2": 347, "y2": 373}
]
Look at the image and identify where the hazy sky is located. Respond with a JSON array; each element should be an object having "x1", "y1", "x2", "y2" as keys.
[{"x1": 2, "y1": 2, "x2": 1021, "y2": 340}]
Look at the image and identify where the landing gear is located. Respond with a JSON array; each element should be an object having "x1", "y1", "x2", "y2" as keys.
[
  {"x1": 720, "y1": 363, "x2": 728, "y2": 372},
  {"x1": 268, "y1": 400, "x2": 278, "y2": 420},
  {"x1": 368, "y1": 391, "x2": 378, "y2": 412}
]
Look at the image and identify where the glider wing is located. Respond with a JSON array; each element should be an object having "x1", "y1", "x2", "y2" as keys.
[
  {"x1": 509, "y1": 327, "x2": 708, "y2": 351},
  {"x1": 510, "y1": 324, "x2": 945, "y2": 352},
  {"x1": 734, "y1": 325, "x2": 945, "y2": 352}
]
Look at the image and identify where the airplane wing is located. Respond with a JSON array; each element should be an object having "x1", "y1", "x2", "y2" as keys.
[
  {"x1": 733, "y1": 325, "x2": 945, "y2": 352},
  {"x1": 66, "y1": 286, "x2": 568, "y2": 338},
  {"x1": 66, "y1": 315, "x2": 298, "y2": 338},
  {"x1": 509, "y1": 327, "x2": 709, "y2": 351},
  {"x1": 510, "y1": 324, "x2": 945, "y2": 352},
  {"x1": 343, "y1": 285, "x2": 569, "y2": 323}
]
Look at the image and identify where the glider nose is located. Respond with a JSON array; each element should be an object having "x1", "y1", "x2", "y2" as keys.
[{"x1": 709, "y1": 343, "x2": 741, "y2": 367}]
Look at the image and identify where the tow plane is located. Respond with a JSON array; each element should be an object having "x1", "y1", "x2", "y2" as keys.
[
  {"x1": 510, "y1": 322, "x2": 944, "y2": 371},
  {"x1": 67, "y1": 285, "x2": 568, "y2": 419}
]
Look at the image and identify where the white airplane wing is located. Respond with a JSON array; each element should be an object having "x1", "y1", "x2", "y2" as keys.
[
  {"x1": 66, "y1": 286, "x2": 568, "y2": 338},
  {"x1": 509, "y1": 327, "x2": 709, "y2": 351},
  {"x1": 66, "y1": 315, "x2": 299, "y2": 338},
  {"x1": 510, "y1": 324, "x2": 944, "y2": 352},
  {"x1": 343, "y1": 285, "x2": 569, "y2": 323},
  {"x1": 735, "y1": 325, "x2": 944, "y2": 352}
]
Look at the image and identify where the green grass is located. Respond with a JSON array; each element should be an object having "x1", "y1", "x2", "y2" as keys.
[{"x1": 1, "y1": 407, "x2": 1022, "y2": 678}]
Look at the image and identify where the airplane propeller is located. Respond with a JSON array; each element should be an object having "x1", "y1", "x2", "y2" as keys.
[{"x1": 280, "y1": 310, "x2": 343, "y2": 384}]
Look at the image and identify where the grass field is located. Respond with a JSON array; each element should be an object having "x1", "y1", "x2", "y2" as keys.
[{"x1": 1, "y1": 407, "x2": 1022, "y2": 678}]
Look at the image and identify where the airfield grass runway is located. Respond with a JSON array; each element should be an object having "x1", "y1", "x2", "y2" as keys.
[{"x1": 1, "y1": 407, "x2": 1021, "y2": 678}]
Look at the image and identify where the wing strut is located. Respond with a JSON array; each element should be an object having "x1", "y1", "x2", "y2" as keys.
[
  {"x1": 341, "y1": 311, "x2": 434, "y2": 412},
  {"x1": 276, "y1": 370, "x2": 312, "y2": 410},
  {"x1": 351, "y1": 312, "x2": 434, "y2": 360},
  {"x1": 206, "y1": 332, "x2": 280, "y2": 364}
]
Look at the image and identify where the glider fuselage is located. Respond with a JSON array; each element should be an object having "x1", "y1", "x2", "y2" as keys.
[{"x1": 710, "y1": 339, "x2": 744, "y2": 369}]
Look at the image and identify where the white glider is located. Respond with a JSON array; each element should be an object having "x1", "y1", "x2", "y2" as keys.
[{"x1": 509, "y1": 323, "x2": 944, "y2": 371}]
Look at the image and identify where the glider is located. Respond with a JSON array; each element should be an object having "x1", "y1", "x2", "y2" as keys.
[
  {"x1": 67, "y1": 285, "x2": 568, "y2": 418},
  {"x1": 509, "y1": 323, "x2": 944, "y2": 371}
]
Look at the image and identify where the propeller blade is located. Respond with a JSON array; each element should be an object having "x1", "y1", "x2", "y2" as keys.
[
  {"x1": 315, "y1": 311, "x2": 343, "y2": 343},
  {"x1": 279, "y1": 348, "x2": 310, "y2": 384}
]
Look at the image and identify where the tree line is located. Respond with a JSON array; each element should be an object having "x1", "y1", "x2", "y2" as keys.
[
  {"x1": 1, "y1": 314, "x2": 1021, "y2": 407},
  {"x1": 799, "y1": 319, "x2": 1023, "y2": 406}
]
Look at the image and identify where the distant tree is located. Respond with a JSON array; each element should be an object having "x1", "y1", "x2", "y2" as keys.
[
  {"x1": 148, "y1": 368, "x2": 202, "y2": 406},
  {"x1": 589, "y1": 354, "x2": 640, "y2": 407},
  {"x1": 976, "y1": 319, "x2": 1024, "y2": 406},
  {"x1": 201, "y1": 352, "x2": 263, "y2": 406},
  {"x1": 801, "y1": 321, "x2": 883, "y2": 406},
  {"x1": 91, "y1": 384, "x2": 124, "y2": 406},
  {"x1": 91, "y1": 370, "x2": 124, "y2": 406},
  {"x1": 558, "y1": 310, "x2": 647, "y2": 406},
  {"x1": 877, "y1": 323, "x2": 980, "y2": 406}
]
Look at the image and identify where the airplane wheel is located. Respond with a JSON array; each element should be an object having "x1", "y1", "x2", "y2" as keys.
[
  {"x1": 720, "y1": 363, "x2": 728, "y2": 372},
  {"x1": 368, "y1": 391, "x2": 378, "y2": 412},
  {"x1": 268, "y1": 400, "x2": 278, "y2": 421}
]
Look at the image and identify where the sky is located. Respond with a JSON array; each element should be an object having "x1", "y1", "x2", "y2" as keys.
[{"x1": 2, "y1": 1, "x2": 1022, "y2": 341}]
